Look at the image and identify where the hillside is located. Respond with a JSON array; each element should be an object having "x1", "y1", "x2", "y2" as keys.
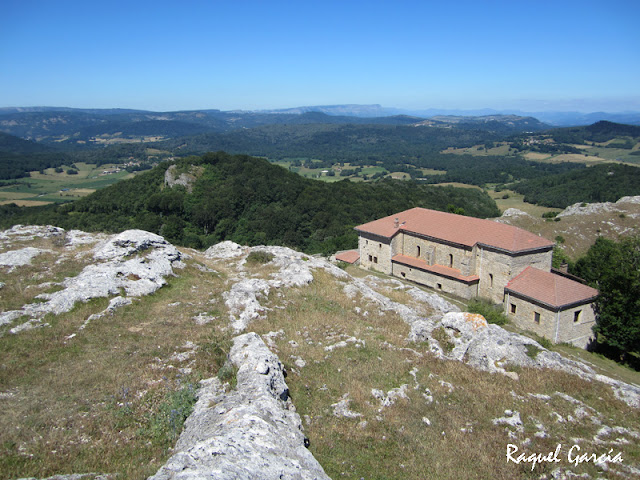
[
  {"x1": 0, "y1": 152, "x2": 501, "y2": 254},
  {"x1": 0, "y1": 132, "x2": 70, "y2": 180},
  {"x1": 0, "y1": 226, "x2": 638, "y2": 479},
  {"x1": 497, "y1": 196, "x2": 640, "y2": 259}
]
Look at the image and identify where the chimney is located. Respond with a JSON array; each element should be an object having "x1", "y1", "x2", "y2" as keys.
[{"x1": 394, "y1": 217, "x2": 399, "y2": 228}]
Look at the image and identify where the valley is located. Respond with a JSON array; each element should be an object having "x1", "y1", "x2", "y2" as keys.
[{"x1": 1, "y1": 106, "x2": 639, "y2": 479}]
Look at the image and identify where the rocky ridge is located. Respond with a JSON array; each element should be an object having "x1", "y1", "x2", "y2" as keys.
[
  {"x1": 0, "y1": 227, "x2": 184, "y2": 334},
  {"x1": 2, "y1": 228, "x2": 639, "y2": 479}
]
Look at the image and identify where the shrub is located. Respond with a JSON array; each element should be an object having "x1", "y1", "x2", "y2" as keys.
[
  {"x1": 467, "y1": 298, "x2": 509, "y2": 326},
  {"x1": 246, "y1": 250, "x2": 274, "y2": 265}
]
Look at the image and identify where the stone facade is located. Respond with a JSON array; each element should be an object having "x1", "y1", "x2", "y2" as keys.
[
  {"x1": 358, "y1": 232, "x2": 394, "y2": 275},
  {"x1": 355, "y1": 208, "x2": 597, "y2": 348},
  {"x1": 504, "y1": 292, "x2": 596, "y2": 348}
]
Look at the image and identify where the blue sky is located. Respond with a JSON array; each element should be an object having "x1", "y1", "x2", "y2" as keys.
[{"x1": 2, "y1": 0, "x2": 639, "y2": 112}]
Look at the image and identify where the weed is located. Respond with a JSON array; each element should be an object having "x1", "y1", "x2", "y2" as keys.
[
  {"x1": 217, "y1": 361, "x2": 238, "y2": 388},
  {"x1": 525, "y1": 344, "x2": 541, "y2": 359},
  {"x1": 431, "y1": 326, "x2": 455, "y2": 353},
  {"x1": 467, "y1": 298, "x2": 509, "y2": 326},
  {"x1": 143, "y1": 383, "x2": 198, "y2": 445},
  {"x1": 246, "y1": 250, "x2": 274, "y2": 265}
]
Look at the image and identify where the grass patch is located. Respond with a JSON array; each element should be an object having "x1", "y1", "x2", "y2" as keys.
[{"x1": 245, "y1": 250, "x2": 275, "y2": 265}]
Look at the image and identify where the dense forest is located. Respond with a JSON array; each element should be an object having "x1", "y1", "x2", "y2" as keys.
[
  {"x1": 0, "y1": 152, "x2": 500, "y2": 254},
  {"x1": 572, "y1": 236, "x2": 640, "y2": 367},
  {"x1": 510, "y1": 164, "x2": 640, "y2": 208},
  {"x1": 0, "y1": 132, "x2": 70, "y2": 179},
  {"x1": 548, "y1": 121, "x2": 640, "y2": 145}
]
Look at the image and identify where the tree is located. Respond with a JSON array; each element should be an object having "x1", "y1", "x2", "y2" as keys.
[{"x1": 572, "y1": 236, "x2": 640, "y2": 365}]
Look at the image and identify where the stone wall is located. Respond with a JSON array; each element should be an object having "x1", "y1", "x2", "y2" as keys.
[
  {"x1": 391, "y1": 261, "x2": 478, "y2": 299},
  {"x1": 504, "y1": 293, "x2": 596, "y2": 348},
  {"x1": 358, "y1": 232, "x2": 393, "y2": 274},
  {"x1": 557, "y1": 303, "x2": 596, "y2": 348},
  {"x1": 475, "y1": 247, "x2": 552, "y2": 304}
]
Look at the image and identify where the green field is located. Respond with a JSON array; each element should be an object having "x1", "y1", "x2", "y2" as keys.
[{"x1": 0, "y1": 162, "x2": 135, "y2": 206}]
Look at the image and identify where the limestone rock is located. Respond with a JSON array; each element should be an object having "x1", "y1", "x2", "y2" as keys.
[
  {"x1": 501, "y1": 208, "x2": 532, "y2": 218},
  {"x1": 224, "y1": 278, "x2": 271, "y2": 332},
  {"x1": 0, "y1": 247, "x2": 50, "y2": 271},
  {"x1": 164, "y1": 164, "x2": 202, "y2": 193},
  {"x1": 204, "y1": 240, "x2": 246, "y2": 259},
  {"x1": 149, "y1": 332, "x2": 330, "y2": 480},
  {"x1": 410, "y1": 311, "x2": 640, "y2": 408},
  {"x1": 0, "y1": 224, "x2": 65, "y2": 243},
  {"x1": 406, "y1": 286, "x2": 460, "y2": 314},
  {"x1": 2, "y1": 230, "x2": 182, "y2": 331}
]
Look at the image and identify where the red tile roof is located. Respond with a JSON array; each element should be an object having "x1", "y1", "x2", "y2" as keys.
[
  {"x1": 355, "y1": 207, "x2": 553, "y2": 253},
  {"x1": 335, "y1": 250, "x2": 360, "y2": 264},
  {"x1": 505, "y1": 267, "x2": 598, "y2": 309},
  {"x1": 392, "y1": 254, "x2": 479, "y2": 283}
]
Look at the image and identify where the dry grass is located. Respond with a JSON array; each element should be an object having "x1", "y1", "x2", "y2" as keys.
[
  {"x1": 248, "y1": 269, "x2": 640, "y2": 480},
  {"x1": 2, "y1": 244, "x2": 639, "y2": 479},
  {"x1": 0, "y1": 252, "x2": 233, "y2": 480}
]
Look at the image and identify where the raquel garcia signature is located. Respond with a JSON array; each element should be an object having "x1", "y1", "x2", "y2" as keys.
[{"x1": 506, "y1": 444, "x2": 624, "y2": 471}]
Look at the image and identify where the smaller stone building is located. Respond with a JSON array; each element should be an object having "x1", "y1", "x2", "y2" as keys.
[
  {"x1": 505, "y1": 267, "x2": 598, "y2": 347},
  {"x1": 354, "y1": 207, "x2": 598, "y2": 348}
]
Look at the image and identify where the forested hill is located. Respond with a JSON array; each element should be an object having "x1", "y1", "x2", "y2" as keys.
[
  {"x1": 0, "y1": 132, "x2": 69, "y2": 179},
  {"x1": 549, "y1": 120, "x2": 640, "y2": 144},
  {"x1": 0, "y1": 152, "x2": 500, "y2": 254}
]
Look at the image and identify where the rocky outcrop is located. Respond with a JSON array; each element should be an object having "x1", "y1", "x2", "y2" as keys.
[
  {"x1": 204, "y1": 240, "x2": 246, "y2": 259},
  {"x1": 218, "y1": 245, "x2": 347, "y2": 332},
  {"x1": 164, "y1": 164, "x2": 202, "y2": 193},
  {"x1": 558, "y1": 195, "x2": 640, "y2": 218},
  {"x1": 0, "y1": 229, "x2": 184, "y2": 333},
  {"x1": 0, "y1": 246, "x2": 50, "y2": 271},
  {"x1": 410, "y1": 312, "x2": 640, "y2": 407},
  {"x1": 149, "y1": 332, "x2": 330, "y2": 480}
]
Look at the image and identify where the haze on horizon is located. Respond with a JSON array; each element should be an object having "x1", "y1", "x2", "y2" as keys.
[{"x1": 2, "y1": 0, "x2": 639, "y2": 113}]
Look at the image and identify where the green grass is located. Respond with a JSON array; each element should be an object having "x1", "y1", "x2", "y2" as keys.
[{"x1": 0, "y1": 163, "x2": 135, "y2": 205}]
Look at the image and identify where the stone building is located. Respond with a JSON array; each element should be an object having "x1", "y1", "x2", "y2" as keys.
[{"x1": 354, "y1": 207, "x2": 598, "y2": 348}]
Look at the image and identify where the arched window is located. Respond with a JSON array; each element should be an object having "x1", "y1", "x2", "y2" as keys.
[
  {"x1": 489, "y1": 273, "x2": 494, "y2": 287},
  {"x1": 417, "y1": 245, "x2": 421, "y2": 258}
]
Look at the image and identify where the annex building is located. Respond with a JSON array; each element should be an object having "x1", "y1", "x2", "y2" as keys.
[{"x1": 353, "y1": 207, "x2": 598, "y2": 348}]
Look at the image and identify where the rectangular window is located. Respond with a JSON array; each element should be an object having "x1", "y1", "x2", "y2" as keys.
[
  {"x1": 574, "y1": 310, "x2": 581, "y2": 323},
  {"x1": 368, "y1": 255, "x2": 372, "y2": 262},
  {"x1": 437, "y1": 283, "x2": 442, "y2": 290},
  {"x1": 373, "y1": 256, "x2": 378, "y2": 264},
  {"x1": 510, "y1": 303, "x2": 517, "y2": 314},
  {"x1": 534, "y1": 312, "x2": 540, "y2": 323}
]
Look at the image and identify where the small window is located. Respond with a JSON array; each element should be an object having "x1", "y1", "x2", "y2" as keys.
[
  {"x1": 368, "y1": 255, "x2": 372, "y2": 262},
  {"x1": 489, "y1": 273, "x2": 494, "y2": 287},
  {"x1": 379, "y1": 243, "x2": 382, "y2": 249},
  {"x1": 510, "y1": 303, "x2": 517, "y2": 314},
  {"x1": 574, "y1": 310, "x2": 581, "y2": 323},
  {"x1": 417, "y1": 245, "x2": 421, "y2": 258},
  {"x1": 401, "y1": 272, "x2": 406, "y2": 278},
  {"x1": 449, "y1": 254, "x2": 454, "y2": 268},
  {"x1": 534, "y1": 312, "x2": 540, "y2": 323},
  {"x1": 373, "y1": 256, "x2": 378, "y2": 264},
  {"x1": 437, "y1": 283, "x2": 442, "y2": 290}
]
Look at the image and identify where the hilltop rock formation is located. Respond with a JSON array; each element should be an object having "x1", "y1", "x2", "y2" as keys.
[
  {"x1": 149, "y1": 332, "x2": 330, "y2": 480},
  {"x1": 0, "y1": 228, "x2": 184, "y2": 333}
]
